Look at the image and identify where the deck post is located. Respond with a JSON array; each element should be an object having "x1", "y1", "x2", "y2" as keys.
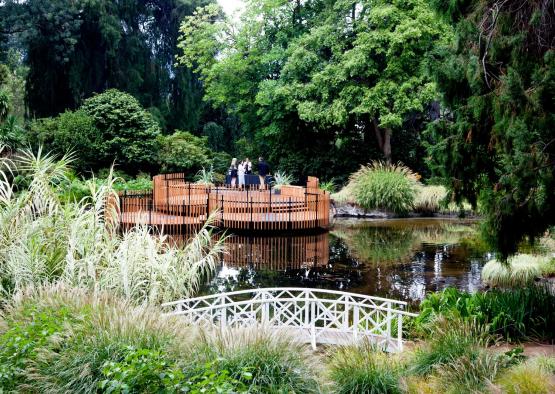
[
  {"x1": 288, "y1": 197, "x2": 292, "y2": 230},
  {"x1": 315, "y1": 193, "x2": 319, "y2": 227},
  {"x1": 250, "y1": 197, "x2": 254, "y2": 231},
  {"x1": 221, "y1": 195, "x2": 224, "y2": 226}
]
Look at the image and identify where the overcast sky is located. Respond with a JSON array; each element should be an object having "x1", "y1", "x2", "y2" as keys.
[{"x1": 217, "y1": 0, "x2": 245, "y2": 16}]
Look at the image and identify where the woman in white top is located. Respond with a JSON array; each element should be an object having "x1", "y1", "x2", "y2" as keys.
[{"x1": 238, "y1": 160, "x2": 246, "y2": 187}]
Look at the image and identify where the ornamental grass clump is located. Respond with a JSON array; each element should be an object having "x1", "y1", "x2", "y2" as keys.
[
  {"x1": 481, "y1": 254, "x2": 544, "y2": 288},
  {"x1": 191, "y1": 328, "x2": 322, "y2": 393},
  {"x1": 350, "y1": 161, "x2": 418, "y2": 216},
  {"x1": 413, "y1": 185, "x2": 448, "y2": 214},
  {"x1": 328, "y1": 340, "x2": 405, "y2": 394}
]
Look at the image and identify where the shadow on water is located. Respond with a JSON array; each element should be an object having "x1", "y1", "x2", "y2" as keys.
[{"x1": 200, "y1": 218, "x2": 491, "y2": 304}]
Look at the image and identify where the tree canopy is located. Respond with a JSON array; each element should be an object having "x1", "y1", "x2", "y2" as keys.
[
  {"x1": 426, "y1": 0, "x2": 555, "y2": 256},
  {"x1": 177, "y1": 0, "x2": 449, "y2": 180}
]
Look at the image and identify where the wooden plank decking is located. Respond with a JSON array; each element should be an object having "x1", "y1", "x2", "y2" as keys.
[{"x1": 118, "y1": 174, "x2": 330, "y2": 234}]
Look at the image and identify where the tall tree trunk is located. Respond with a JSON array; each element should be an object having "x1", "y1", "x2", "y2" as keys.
[
  {"x1": 372, "y1": 118, "x2": 392, "y2": 163},
  {"x1": 383, "y1": 128, "x2": 392, "y2": 164}
]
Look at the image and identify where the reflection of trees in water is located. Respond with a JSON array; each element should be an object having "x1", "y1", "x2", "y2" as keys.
[{"x1": 331, "y1": 222, "x2": 479, "y2": 267}]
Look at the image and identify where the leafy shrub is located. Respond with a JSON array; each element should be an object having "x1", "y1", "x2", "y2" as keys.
[
  {"x1": 413, "y1": 185, "x2": 447, "y2": 214},
  {"x1": 99, "y1": 348, "x2": 249, "y2": 393},
  {"x1": 416, "y1": 286, "x2": 555, "y2": 341},
  {"x1": 28, "y1": 110, "x2": 101, "y2": 173},
  {"x1": 195, "y1": 166, "x2": 215, "y2": 185},
  {"x1": 328, "y1": 340, "x2": 404, "y2": 394},
  {"x1": 482, "y1": 254, "x2": 545, "y2": 287},
  {"x1": 351, "y1": 162, "x2": 418, "y2": 215},
  {"x1": 157, "y1": 130, "x2": 211, "y2": 173},
  {"x1": 81, "y1": 89, "x2": 161, "y2": 173},
  {"x1": 0, "y1": 304, "x2": 81, "y2": 390}
]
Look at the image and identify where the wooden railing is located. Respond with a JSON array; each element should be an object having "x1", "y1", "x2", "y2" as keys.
[{"x1": 119, "y1": 175, "x2": 330, "y2": 234}]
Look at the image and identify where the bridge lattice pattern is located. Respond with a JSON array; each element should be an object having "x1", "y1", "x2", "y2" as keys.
[{"x1": 163, "y1": 287, "x2": 418, "y2": 351}]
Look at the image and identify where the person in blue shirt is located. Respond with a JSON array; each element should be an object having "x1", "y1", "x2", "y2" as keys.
[{"x1": 258, "y1": 157, "x2": 269, "y2": 190}]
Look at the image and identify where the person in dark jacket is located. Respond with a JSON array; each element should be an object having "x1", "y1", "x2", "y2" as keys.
[
  {"x1": 229, "y1": 158, "x2": 238, "y2": 187},
  {"x1": 257, "y1": 157, "x2": 269, "y2": 190}
]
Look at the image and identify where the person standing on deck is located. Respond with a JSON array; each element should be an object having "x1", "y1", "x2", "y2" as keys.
[
  {"x1": 238, "y1": 160, "x2": 246, "y2": 188},
  {"x1": 245, "y1": 158, "x2": 252, "y2": 174},
  {"x1": 229, "y1": 158, "x2": 238, "y2": 187},
  {"x1": 258, "y1": 157, "x2": 270, "y2": 190}
]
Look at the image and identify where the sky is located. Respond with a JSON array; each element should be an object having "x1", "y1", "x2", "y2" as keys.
[{"x1": 217, "y1": 0, "x2": 245, "y2": 17}]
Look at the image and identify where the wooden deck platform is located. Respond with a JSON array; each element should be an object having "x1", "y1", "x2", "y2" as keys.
[{"x1": 118, "y1": 173, "x2": 330, "y2": 234}]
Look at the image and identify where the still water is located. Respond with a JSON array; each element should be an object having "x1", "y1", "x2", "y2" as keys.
[{"x1": 202, "y1": 218, "x2": 490, "y2": 304}]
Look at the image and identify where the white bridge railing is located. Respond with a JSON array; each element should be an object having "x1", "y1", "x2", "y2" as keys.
[{"x1": 163, "y1": 288, "x2": 418, "y2": 351}]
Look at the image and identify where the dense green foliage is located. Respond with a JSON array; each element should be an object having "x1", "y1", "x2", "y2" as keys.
[
  {"x1": 178, "y1": 0, "x2": 449, "y2": 181},
  {"x1": 80, "y1": 89, "x2": 161, "y2": 173},
  {"x1": 0, "y1": 287, "x2": 321, "y2": 393},
  {"x1": 415, "y1": 286, "x2": 555, "y2": 342},
  {"x1": 0, "y1": 0, "x2": 210, "y2": 133},
  {"x1": 426, "y1": 0, "x2": 555, "y2": 256}
]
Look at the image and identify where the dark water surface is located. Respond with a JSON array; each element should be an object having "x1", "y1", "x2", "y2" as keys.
[{"x1": 202, "y1": 218, "x2": 490, "y2": 304}]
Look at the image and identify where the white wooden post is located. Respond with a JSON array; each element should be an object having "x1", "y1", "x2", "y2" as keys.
[
  {"x1": 386, "y1": 301, "x2": 392, "y2": 348},
  {"x1": 397, "y1": 313, "x2": 403, "y2": 352},
  {"x1": 262, "y1": 293, "x2": 269, "y2": 325},
  {"x1": 220, "y1": 307, "x2": 227, "y2": 330},
  {"x1": 353, "y1": 305, "x2": 359, "y2": 342},
  {"x1": 304, "y1": 291, "x2": 310, "y2": 329}
]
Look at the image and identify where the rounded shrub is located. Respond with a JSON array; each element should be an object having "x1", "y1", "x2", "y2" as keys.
[
  {"x1": 413, "y1": 185, "x2": 448, "y2": 214},
  {"x1": 351, "y1": 162, "x2": 418, "y2": 216}
]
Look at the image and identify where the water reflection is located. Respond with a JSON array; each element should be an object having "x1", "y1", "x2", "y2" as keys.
[{"x1": 201, "y1": 218, "x2": 490, "y2": 303}]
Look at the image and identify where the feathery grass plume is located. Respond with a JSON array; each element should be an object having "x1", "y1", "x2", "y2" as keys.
[
  {"x1": 481, "y1": 254, "x2": 544, "y2": 287},
  {"x1": 494, "y1": 356, "x2": 555, "y2": 394},
  {"x1": 271, "y1": 171, "x2": 293, "y2": 190},
  {"x1": 410, "y1": 316, "x2": 496, "y2": 376},
  {"x1": 0, "y1": 148, "x2": 225, "y2": 304},
  {"x1": 190, "y1": 327, "x2": 322, "y2": 393},
  {"x1": 327, "y1": 340, "x2": 404, "y2": 394},
  {"x1": 99, "y1": 210, "x2": 224, "y2": 304},
  {"x1": 350, "y1": 161, "x2": 418, "y2": 215},
  {"x1": 413, "y1": 185, "x2": 447, "y2": 214},
  {"x1": 331, "y1": 181, "x2": 356, "y2": 204}
]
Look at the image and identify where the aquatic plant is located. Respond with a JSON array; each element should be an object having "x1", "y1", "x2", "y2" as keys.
[
  {"x1": 415, "y1": 286, "x2": 555, "y2": 341},
  {"x1": 319, "y1": 179, "x2": 336, "y2": 193}
]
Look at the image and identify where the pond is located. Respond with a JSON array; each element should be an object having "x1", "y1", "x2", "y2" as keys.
[{"x1": 201, "y1": 218, "x2": 491, "y2": 304}]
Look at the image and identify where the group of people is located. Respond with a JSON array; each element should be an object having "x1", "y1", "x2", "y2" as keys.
[{"x1": 229, "y1": 157, "x2": 270, "y2": 189}]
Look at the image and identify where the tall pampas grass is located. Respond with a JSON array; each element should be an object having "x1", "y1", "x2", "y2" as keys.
[
  {"x1": 0, "y1": 148, "x2": 225, "y2": 304},
  {"x1": 481, "y1": 254, "x2": 544, "y2": 288}
]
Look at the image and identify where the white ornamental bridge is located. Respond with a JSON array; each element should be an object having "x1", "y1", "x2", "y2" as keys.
[{"x1": 163, "y1": 288, "x2": 418, "y2": 352}]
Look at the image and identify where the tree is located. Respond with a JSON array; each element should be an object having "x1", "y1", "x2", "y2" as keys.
[
  {"x1": 157, "y1": 131, "x2": 211, "y2": 173},
  {"x1": 80, "y1": 89, "x2": 160, "y2": 173},
  {"x1": 0, "y1": 0, "x2": 210, "y2": 131},
  {"x1": 426, "y1": 0, "x2": 555, "y2": 256},
  {"x1": 177, "y1": 0, "x2": 447, "y2": 182}
]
